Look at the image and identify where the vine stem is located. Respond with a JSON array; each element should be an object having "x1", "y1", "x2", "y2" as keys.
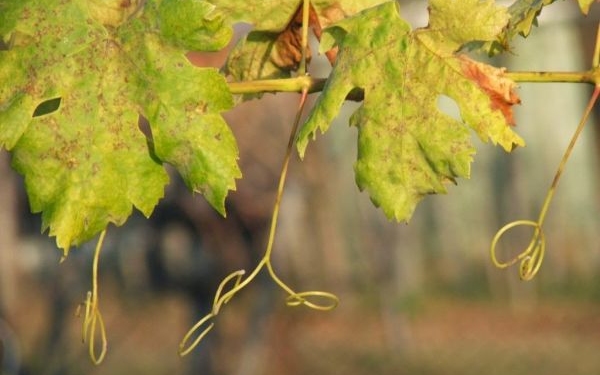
[
  {"x1": 221, "y1": 86, "x2": 311, "y2": 301},
  {"x1": 227, "y1": 67, "x2": 600, "y2": 98},
  {"x1": 228, "y1": 75, "x2": 316, "y2": 94},
  {"x1": 505, "y1": 70, "x2": 596, "y2": 84}
]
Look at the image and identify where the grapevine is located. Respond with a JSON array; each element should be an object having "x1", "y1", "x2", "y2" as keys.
[{"x1": 0, "y1": 0, "x2": 598, "y2": 365}]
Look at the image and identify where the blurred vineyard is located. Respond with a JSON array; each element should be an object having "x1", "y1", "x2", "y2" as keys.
[{"x1": 1, "y1": 1, "x2": 600, "y2": 374}]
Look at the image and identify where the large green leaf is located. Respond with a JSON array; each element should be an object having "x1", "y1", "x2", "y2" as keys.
[
  {"x1": 0, "y1": 0, "x2": 240, "y2": 253},
  {"x1": 297, "y1": 0, "x2": 524, "y2": 222}
]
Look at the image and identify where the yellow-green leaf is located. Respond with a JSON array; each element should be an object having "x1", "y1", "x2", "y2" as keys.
[
  {"x1": 298, "y1": 0, "x2": 524, "y2": 222},
  {"x1": 0, "y1": 0, "x2": 239, "y2": 253}
]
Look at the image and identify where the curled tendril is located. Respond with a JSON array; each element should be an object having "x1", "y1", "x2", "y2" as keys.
[
  {"x1": 178, "y1": 270, "x2": 245, "y2": 356},
  {"x1": 265, "y1": 262, "x2": 338, "y2": 311},
  {"x1": 178, "y1": 314, "x2": 215, "y2": 357},
  {"x1": 490, "y1": 220, "x2": 545, "y2": 281},
  {"x1": 179, "y1": 6, "x2": 339, "y2": 355},
  {"x1": 80, "y1": 230, "x2": 108, "y2": 365},
  {"x1": 285, "y1": 291, "x2": 339, "y2": 310},
  {"x1": 82, "y1": 292, "x2": 108, "y2": 364}
]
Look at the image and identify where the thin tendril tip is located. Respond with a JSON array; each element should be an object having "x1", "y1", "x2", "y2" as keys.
[
  {"x1": 490, "y1": 220, "x2": 545, "y2": 280},
  {"x1": 286, "y1": 290, "x2": 339, "y2": 311},
  {"x1": 178, "y1": 314, "x2": 216, "y2": 357},
  {"x1": 81, "y1": 230, "x2": 108, "y2": 365}
]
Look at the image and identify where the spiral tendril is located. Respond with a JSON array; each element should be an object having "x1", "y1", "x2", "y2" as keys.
[
  {"x1": 285, "y1": 291, "x2": 340, "y2": 310},
  {"x1": 490, "y1": 220, "x2": 545, "y2": 280}
]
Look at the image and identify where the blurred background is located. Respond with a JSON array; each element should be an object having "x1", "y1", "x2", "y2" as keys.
[{"x1": 2, "y1": 1, "x2": 600, "y2": 374}]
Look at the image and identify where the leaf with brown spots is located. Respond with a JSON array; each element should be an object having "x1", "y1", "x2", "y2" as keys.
[
  {"x1": 0, "y1": 0, "x2": 240, "y2": 253},
  {"x1": 297, "y1": 0, "x2": 525, "y2": 222}
]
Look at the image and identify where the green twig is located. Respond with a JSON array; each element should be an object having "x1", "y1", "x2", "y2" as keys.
[
  {"x1": 506, "y1": 70, "x2": 597, "y2": 84},
  {"x1": 227, "y1": 68, "x2": 600, "y2": 99},
  {"x1": 228, "y1": 76, "x2": 314, "y2": 94}
]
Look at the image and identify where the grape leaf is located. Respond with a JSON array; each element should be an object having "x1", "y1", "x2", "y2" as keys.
[
  {"x1": 297, "y1": 0, "x2": 525, "y2": 222},
  {"x1": 223, "y1": 0, "x2": 388, "y2": 86},
  {"x1": 0, "y1": 0, "x2": 240, "y2": 253}
]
